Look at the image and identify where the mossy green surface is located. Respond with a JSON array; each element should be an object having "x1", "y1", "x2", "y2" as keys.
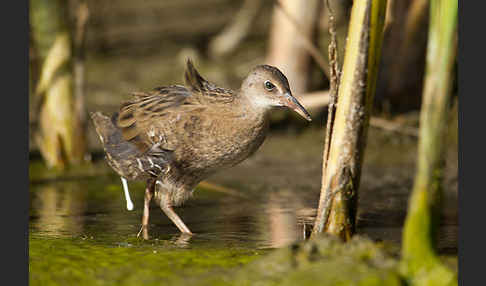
[
  {"x1": 29, "y1": 234, "x2": 264, "y2": 286},
  {"x1": 30, "y1": 232, "x2": 457, "y2": 286},
  {"x1": 171, "y1": 236, "x2": 404, "y2": 286}
]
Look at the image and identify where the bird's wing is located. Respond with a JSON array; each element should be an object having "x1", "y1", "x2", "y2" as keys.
[
  {"x1": 115, "y1": 59, "x2": 235, "y2": 155},
  {"x1": 184, "y1": 59, "x2": 236, "y2": 104},
  {"x1": 116, "y1": 85, "x2": 202, "y2": 153}
]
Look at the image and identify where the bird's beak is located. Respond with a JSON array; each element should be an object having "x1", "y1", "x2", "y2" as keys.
[{"x1": 283, "y1": 92, "x2": 312, "y2": 121}]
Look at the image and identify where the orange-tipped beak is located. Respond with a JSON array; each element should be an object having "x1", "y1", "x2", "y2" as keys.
[{"x1": 283, "y1": 92, "x2": 312, "y2": 121}]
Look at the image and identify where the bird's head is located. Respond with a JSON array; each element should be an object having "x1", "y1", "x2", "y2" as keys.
[{"x1": 241, "y1": 65, "x2": 312, "y2": 121}]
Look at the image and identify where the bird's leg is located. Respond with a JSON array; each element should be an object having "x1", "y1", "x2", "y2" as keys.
[
  {"x1": 156, "y1": 181, "x2": 193, "y2": 235},
  {"x1": 137, "y1": 179, "x2": 155, "y2": 239},
  {"x1": 160, "y1": 203, "x2": 193, "y2": 235}
]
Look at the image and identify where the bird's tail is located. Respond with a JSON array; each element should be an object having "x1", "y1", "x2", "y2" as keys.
[
  {"x1": 90, "y1": 111, "x2": 119, "y2": 146},
  {"x1": 90, "y1": 111, "x2": 140, "y2": 157},
  {"x1": 90, "y1": 111, "x2": 172, "y2": 180}
]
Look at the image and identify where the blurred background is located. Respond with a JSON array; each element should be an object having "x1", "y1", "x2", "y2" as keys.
[
  {"x1": 29, "y1": 0, "x2": 457, "y2": 283},
  {"x1": 29, "y1": 0, "x2": 457, "y2": 157}
]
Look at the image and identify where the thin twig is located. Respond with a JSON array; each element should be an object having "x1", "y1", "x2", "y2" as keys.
[
  {"x1": 198, "y1": 181, "x2": 248, "y2": 198},
  {"x1": 297, "y1": 91, "x2": 419, "y2": 138},
  {"x1": 312, "y1": 0, "x2": 342, "y2": 235},
  {"x1": 74, "y1": 0, "x2": 89, "y2": 118},
  {"x1": 208, "y1": 0, "x2": 261, "y2": 57},
  {"x1": 370, "y1": 117, "x2": 419, "y2": 137},
  {"x1": 296, "y1": 90, "x2": 330, "y2": 109},
  {"x1": 321, "y1": 0, "x2": 341, "y2": 183},
  {"x1": 275, "y1": 0, "x2": 330, "y2": 79}
]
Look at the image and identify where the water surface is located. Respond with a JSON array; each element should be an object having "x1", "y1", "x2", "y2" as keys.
[{"x1": 29, "y1": 127, "x2": 458, "y2": 284}]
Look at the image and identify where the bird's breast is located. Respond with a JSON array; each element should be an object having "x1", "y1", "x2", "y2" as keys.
[{"x1": 173, "y1": 111, "x2": 269, "y2": 174}]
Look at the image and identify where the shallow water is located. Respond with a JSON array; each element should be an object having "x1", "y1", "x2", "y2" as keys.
[{"x1": 29, "y1": 127, "x2": 458, "y2": 284}]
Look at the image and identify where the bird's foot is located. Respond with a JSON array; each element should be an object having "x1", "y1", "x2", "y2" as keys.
[
  {"x1": 137, "y1": 225, "x2": 149, "y2": 240},
  {"x1": 172, "y1": 233, "x2": 193, "y2": 247}
]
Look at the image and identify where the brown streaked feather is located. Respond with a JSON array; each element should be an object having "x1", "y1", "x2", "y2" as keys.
[
  {"x1": 184, "y1": 59, "x2": 206, "y2": 93},
  {"x1": 90, "y1": 111, "x2": 174, "y2": 180},
  {"x1": 117, "y1": 85, "x2": 192, "y2": 143},
  {"x1": 184, "y1": 59, "x2": 235, "y2": 104},
  {"x1": 116, "y1": 61, "x2": 238, "y2": 151}
]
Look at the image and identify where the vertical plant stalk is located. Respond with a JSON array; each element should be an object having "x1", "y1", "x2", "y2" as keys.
[
  {"x1": 208, "y1": 0, "x2": 261, "y2": 58},
  {"x1": 311, "y1": 0, "x2": 340, "y2": 237},
  {"x1": 311, "y1": 0, "x2": 387, "y2": 240},
  {"x1": 388, "y1": 0, "x2": 429, "y2": 97},
  {"x1": 35, "y1": 34, "x2": 75, "y2": 168},
  {"x1": 267, "y1": 0, "x2": 322, "y2": 95},
  {"x1": 31, "y1": 0, "x2": 88, "y2": 168},
  {"x1": 401, "y1": 0, "x2": 457, "y2": 284},
  {"x1": 273, "y1": 0, "x2": 330, "y2": 80},
  {"x1": 322, "y1": 0, "x2": 341, "y2": 175},
  {"x1": 73, "y1": 0, "x2": 90, "y2": 162}
]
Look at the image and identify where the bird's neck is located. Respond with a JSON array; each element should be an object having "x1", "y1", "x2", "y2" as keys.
[{"x1": 235, "y1": 90, "x2": 271, "y2": 123}]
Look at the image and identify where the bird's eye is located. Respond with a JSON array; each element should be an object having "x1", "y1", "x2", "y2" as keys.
[{"x1": 264, "y1": 81, "x2": 275, "y2": 91}]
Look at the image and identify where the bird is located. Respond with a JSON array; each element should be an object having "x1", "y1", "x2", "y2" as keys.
[{"x1": 90, "y1": 59, "x2": 311, "y2": 239}]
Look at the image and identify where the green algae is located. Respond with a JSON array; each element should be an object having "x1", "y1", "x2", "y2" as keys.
[
  {"x1": 29, "y1": 234, "x2": 264, "y2": 286},
  {"x1": 29, "y1": 231, "x2": 457, "y2": 286},
  {"x1": 170, "y1": 235, "x2": 404, "y2": 286}
]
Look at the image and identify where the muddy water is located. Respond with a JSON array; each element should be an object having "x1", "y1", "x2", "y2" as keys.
[{"x1": 29, "y1": 127, "x2": 457, "y2": 284}]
